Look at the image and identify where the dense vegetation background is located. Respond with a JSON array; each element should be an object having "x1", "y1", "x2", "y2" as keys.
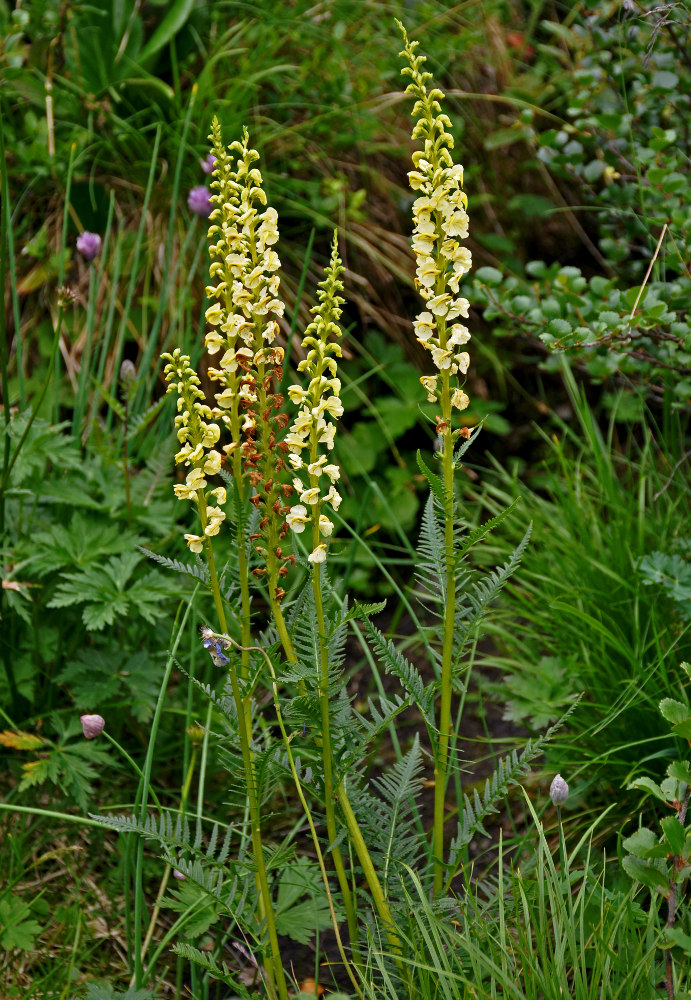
[{"x1": 1, "y1": 1, "x2": 690, "y2": 997}]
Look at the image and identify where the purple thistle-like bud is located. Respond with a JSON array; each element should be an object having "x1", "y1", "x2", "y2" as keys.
[
  {"x1": 550, "y1": 774, "x2": 569, "y2": 806},
  {"x1": 76, "y1": 231, "x2": 101, "y2": 261},
  {"x1": 80, "y1": 714, "x2": 105, "y2": 739},
  {"x1": 200, "y1": 153, "x2": 217, "y2": 175},
  {"x1": 187, "y1": 186, "x2": 212, "y2": 218}
]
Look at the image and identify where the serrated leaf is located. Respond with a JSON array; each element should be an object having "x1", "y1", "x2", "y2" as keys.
[
  {"x1": 0, "y1": 729, "x2": 47, "y2": 750},
  {"x1": 0, "y1": 896, "x2": 42, "y2": 951},
  {"x1": 629, "y1": 776, "x2": 666, "y2": 801},
  {"x1": 622, "y1": 855, "x2": 670, "y2": 895},
  {"x1": 547, "y1": 318, "x2": 572, "y2": 336},
  {"x1": 660, "y1": 698, "x2": 691, "y2": 725},
  {"x1": 622, "y1": 826, "x2": 658, "y2": 857}
]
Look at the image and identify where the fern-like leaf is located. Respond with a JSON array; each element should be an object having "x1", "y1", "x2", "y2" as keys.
[
  {"x1": 447, "y1": 700, "x2": 580, "y2": 876},
  {"x1": 360, "y1": 619, "x2": 435, "y2": 731},
  {"x1": 370, "y1": 736, "x2": 427, "y2": 898},
  {"x1": 138, "y1": 546, "x2": 210, "y2": 585},
  {"x1": 454, "y1": 523, "x2": 532, "y2": 656},
  {"x1": 454, "y1": 497, "x2": 520, "y2": 562},
  {"x1": 172, "y1": 942, "x2": 254, "y2": 997}
]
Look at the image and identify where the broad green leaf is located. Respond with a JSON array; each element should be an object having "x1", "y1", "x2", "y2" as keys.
[
  {"x1": 664, "y1": 927, "x2": 691, "y2": 953},
  {"x1": 629, "y1": 776, "x2": 666, "y2": 801},
  {"x1": 474, "y1": 266, "x2": 503, "y2": 285},
  {"x1": 547, "y1": 318, "x2": 572, "y2": 337},
  {"x1": 661, "y1": 815, "x2": 686, "y2": 857},
  {"x1": 660, "y1": 698, "x2": 691, "y2": 725},
  {"x1": 651, "y1": 70, "x2": 679, "y2": 90},
  {"x1": 668, "y1": 760, "x2": 691, "y2": 784},
  {"x1": 622, "y1": 826, "x2": 658, "y2": 857},
  {"x1": 674, "y1": 720, "x2": 691, "y2": 741},
  {"x1": 139, "y1": 0, "x2": 196, "y2": 62},
  {"x1": 622, "y1": 855, "x2": 670, "y2": 895}
]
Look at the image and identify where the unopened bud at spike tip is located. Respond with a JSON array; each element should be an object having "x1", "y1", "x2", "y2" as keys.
[{"x1": 550, "y1": 773, "x2": 569, "y2": 806}]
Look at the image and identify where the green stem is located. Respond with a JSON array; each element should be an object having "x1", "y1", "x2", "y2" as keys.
[
  {"x1": 103, "y1": 732, "x2": 163, "y2": 812},
  {"x1": 225, "y1": 632, "x2": 363, "y2": 999},
  {"x1": 132, "y1": 598, "x2": 193, "y2": 988},
  {"x1": 271, "y1": 582, "x2": 360, "y2": 957},
  {"x1": 198, "y1": 499, "x2": 288, "y2": 1000},
  {"x1": 232, "y1": 444, "x2": 254, "y2": 743},
  {"x1": 336, "y1": 780, "x2": 401, "y2": 957},
  {"x1": 433, "y1": 370, "x2": 455, "y2": 896}
]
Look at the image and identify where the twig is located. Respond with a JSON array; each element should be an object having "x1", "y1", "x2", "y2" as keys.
[
  {"x1": 629, "y1": 224, "x2": 667, "y2": 319},
  {"x1": 653, "y1": 449, "x2": 691, "y2": 502}
]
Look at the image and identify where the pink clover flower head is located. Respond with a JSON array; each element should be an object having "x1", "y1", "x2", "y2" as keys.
[
  {"x1": 200, "y1": 153, "x2": 217, "y2": 175},
  {"x1": 187, "y1": 185, "x2": 212, "y2": 218},
  {"x1": 76, "y1": 231, "x2": 102, "y2": 261},
  {"x1": 549, "y1": 773, "x2": 569, "y2": 806},
  {"x1": 80, "y1": 714, "x2": 105, "y2": 739}
]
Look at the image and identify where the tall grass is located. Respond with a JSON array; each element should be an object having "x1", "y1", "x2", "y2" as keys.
[{"x1": 474, "y1": 363, "x2": 691, "y2": 801}]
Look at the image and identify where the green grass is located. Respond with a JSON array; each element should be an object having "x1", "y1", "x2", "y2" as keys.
[{"x1": 473, "y1": 365, "x2": 691, "y2": 808}]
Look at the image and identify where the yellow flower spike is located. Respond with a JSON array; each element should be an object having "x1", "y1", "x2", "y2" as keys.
[
  {"x1": 161, "y1": 349, "x2": 227, "y2": 553},
  {"x1": 286, "y1": 234, "x2": 345, "y2": 563},
  {"x1": 397, "y1": 20, "x2": 473, "y2": 424}
]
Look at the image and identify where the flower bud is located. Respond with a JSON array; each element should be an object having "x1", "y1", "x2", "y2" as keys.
[
  {"x1": 187, "y1": 185, "x2": 212, "y2": 218},
  {"x1": 200, "y1": 153, "x2": 217, "y2": 175},
  {"x1": 173, "y1": 869, "x2": 187, "y2": 881},
  {"x1": 550, "y1": 773, "x2": 569, "y2": 806},
  {"x1": 76, "y1": 231, "x2": 102, "y2": 261},
  {"x1": 80, "y1": 714, "x2": 105, "y2": 739},
  {"x1": 120, "y1": 359, "x2": 136, "y2": 385}
]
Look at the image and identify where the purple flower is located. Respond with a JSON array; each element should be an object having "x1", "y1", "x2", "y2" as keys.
[
  {"x1": 188, "y1": 186, "x2": 212, "y2": 218},
  {"x1": 80, "y1": 714, "x2": 105, "y2": 739},
  {"x1": 200, "y1": 153, "x2": 217, "y2": 175},
  {"x1": 76, "y1": 231, "x2": 101, "y2": 261}
]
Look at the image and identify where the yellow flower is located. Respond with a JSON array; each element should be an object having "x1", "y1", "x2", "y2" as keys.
[
  {"x1": 286, "y1": 505, "x2": 310, "y2": 534},
  {"x1": 398, "y1": 22, "x2": 473, "y2": 425},
  {"x1": 184, "y1": 533, "x2": 205, "y2": 554}
]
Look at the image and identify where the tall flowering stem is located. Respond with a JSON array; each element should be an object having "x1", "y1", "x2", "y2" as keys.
[
  {"x1": 161, "y1": 350, "x2": 289, "y2": 1000},
  {"x1": 285, "y1": 236, "x2": 399, "y2": 957},
  {"x1": 205, "y1": 120, "x2": 295, "y2": 683},
  {"x1": 398, "y1": 22, "x2": 473, "y2": 895}
]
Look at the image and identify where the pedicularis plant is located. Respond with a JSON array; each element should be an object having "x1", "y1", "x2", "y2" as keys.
[{"x1": 99, "y1": 26, "x2": 551, "y2": 997}]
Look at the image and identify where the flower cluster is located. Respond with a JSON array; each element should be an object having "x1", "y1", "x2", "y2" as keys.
[
  {"x1": 203, "y1": 121, "x2": 294, "y2": 596},
  {"x1": 285, "y1": 235, "x2": 344, "y2": 564},
  {"x1": 161, "y1": 348, "x2": 226, "y2": 554},
  {"x1": 398, "y1": 22, "x2": 472, "y2": 421},
  {"x1": 200, "y1": 625, "x2": 231, "y2": 667}
]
